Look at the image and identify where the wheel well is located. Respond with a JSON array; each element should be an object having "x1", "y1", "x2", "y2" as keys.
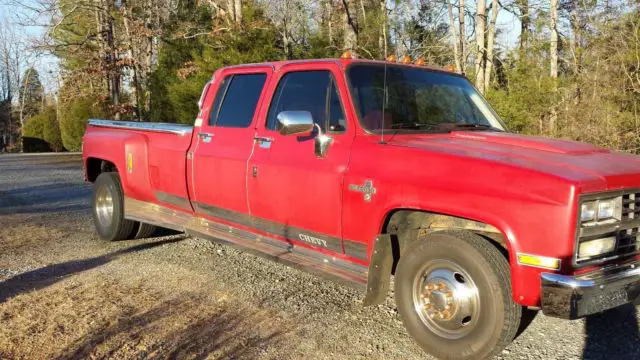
[
  {"x1": 86, "y1": 158, "x2": 117, "y2": 182},
  {"x1": 383, "y1": 210, "x2": 509, "y2": 274}
]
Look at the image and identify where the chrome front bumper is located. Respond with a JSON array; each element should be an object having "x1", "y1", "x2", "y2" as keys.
[{"x1": 541, "y1": 259, "x2": 640, "y2": 319}]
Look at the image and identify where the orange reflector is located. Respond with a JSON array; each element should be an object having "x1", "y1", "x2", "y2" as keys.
[
  {"x1": 341, "y1": 50, "x2": 353, "y2": 59},
  {"x1": 400, "y1": 56, "x2": 412, "y2": 64},
  {"x1": 445, "y1": 64, "x2": 456, "y2": 72},
  {"x1": 414, "y1": 58, "x2": 425, "y2": 66},
  {"x1": 386, "y1": 54, "x2": 397, "y2": 62}
]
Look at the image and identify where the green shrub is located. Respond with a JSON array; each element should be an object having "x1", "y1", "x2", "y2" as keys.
[{"x1": 42, "y1": 106, "x2": 65, "y2": 152}]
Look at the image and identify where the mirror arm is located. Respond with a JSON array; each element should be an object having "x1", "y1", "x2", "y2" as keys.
[{"x1": 313, "y1": 123, "x2": 323, "y2": 136}]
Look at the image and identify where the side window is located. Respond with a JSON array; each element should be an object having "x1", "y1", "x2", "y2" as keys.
[
  {"x1": 266, "y1": 71, "x2": 346, "y2": 133},
  {"x1": 213, "y1": 73, "x2": 267, "y2": 128}
]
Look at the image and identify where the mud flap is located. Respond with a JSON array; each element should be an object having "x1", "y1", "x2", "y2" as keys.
[{"x1": 363, "y1": 234, "x2": 394, "y2": 306}]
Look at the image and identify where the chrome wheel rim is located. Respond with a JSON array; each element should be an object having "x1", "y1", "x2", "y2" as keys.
[
  {"x1": 95, "y1": 185, "x2": 114, "y2": 227},
  {"x1": 412, "y1": 259, "x2": 480, "y2": 339}
]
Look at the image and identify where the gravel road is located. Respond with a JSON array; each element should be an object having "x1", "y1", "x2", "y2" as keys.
[{"x1": 1, "y1": 153, "x2": 639, "y2": 360}]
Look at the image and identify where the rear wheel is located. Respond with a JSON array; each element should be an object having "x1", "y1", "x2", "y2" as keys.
[
  {"x1": 133, "y1": 222, "x2": 157, "y2": 239},
  {"x1": 92, "y1": 172, "x2": 137, "y2": 241},
  {"x1": 395, "y1": 231, "x2": 521, "y2": 360}
]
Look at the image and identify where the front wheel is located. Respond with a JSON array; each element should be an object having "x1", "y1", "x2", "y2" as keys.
[
  {"x1": 92, "y1": 172, "x2": 137, "y2": 241},
  {"x1": 395, "y1": 231, "x2": 521, "y2": 360}
]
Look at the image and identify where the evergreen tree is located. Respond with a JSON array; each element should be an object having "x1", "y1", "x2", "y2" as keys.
[{"x1": 18, "y1": 68, "x2": 44, "y2": 121}]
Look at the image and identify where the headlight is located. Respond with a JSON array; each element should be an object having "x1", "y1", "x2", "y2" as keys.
[
  {"x1": 580, "y1": 202, "x2": 597, "y2": 222},
  {"x1": 578, "y1": 236, "x2": 616, "y2": 259},
  {"x1": 580, "y1": 197, "x2": 622, "y2": 224}
]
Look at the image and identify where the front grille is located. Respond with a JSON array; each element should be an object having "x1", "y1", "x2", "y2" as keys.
[
  {"x1": 616, "y1": 226, "x2": 639, "y2": 255},
  {"x1": 576, "y1": 190, "x2": 640, "y2": 266},
  {"x1": 623, "y1": 192, "x2": 639, "y2": 220}
]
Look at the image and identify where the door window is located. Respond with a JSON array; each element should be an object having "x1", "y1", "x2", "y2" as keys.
[
  {"x1": 211, "y1": 73, "x2": 267, "y2": 128},
  {"x1": 266, "y1": 71, "x2": 346, "y2": 133}
]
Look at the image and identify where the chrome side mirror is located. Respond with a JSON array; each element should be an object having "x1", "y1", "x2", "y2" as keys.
[{"x1": 277, "y1": 111, "x2": 315, "y2": 136}]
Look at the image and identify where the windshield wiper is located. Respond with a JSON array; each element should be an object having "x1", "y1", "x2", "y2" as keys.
[
  {"x1": 388, "y1": 123, "x2": 450, "y2": 132},
  {"x1": 447, "y1": 123, "x2": 503, "y2": 132}
]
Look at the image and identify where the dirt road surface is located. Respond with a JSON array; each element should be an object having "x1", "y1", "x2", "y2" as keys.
[{"x1": 1, "y1": 153, "x2": 639, "y2": 359}]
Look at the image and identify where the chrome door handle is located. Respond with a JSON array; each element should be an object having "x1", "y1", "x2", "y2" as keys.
[
  {"x1": 254, "y1": 136, "x2": 273, "y2": 143},
  {"x1": 254, "y1": 136, "x2": 273, "y2": 148},
  {"x1": 199, "y1": 132, "x2": 214, "y2": 142}
]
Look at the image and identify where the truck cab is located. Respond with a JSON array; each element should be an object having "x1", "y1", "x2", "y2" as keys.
[{"x1": 83, "y1": 56, "x2": 640, "y2": 360}]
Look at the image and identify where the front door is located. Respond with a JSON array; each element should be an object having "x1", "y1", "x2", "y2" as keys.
[
  {"x1": 248, "y1": 64, "x2": 354, "y2": 255},
  {"x1": 190, "y1": 67, "x2": 271, "y2": 219}
]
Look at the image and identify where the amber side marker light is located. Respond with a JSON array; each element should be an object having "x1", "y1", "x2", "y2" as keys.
[
  {"x1": 414, "y1": 58, "x2": 425, "y2": 66},
  {"x1": 386, "y1": 54, "x2": 397, "y2": 62},
  {"x1": 517, "y1": 253, "x2": 561, "y2": 270},
  {"x1": 445, "y1": 64, "x2": 456, "y2": 72},
  {"x1": 341, "y1": 50, "x2": 353, "y2": 59},
  {"x1": 400, "y1": 55, "x2": 412, "y2": 64}
]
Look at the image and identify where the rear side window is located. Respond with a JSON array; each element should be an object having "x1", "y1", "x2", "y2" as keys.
[{"x1": 212, "y1": 73, "x2": 267, "y2": 128}]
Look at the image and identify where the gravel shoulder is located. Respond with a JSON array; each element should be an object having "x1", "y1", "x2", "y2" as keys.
[{"x1": 0, "y1": 153, "x2": 639, "y2": 359}]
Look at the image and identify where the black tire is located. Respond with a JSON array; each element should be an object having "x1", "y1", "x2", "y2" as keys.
[
  {"x1": 133, "y1": 222, "x2": 157, "y2": 239},
  {"x1": 92, "y1": 172, "x2": 137, "y2": 241},
  {"x1": 395, "y1": 231, "x2": 521, "y2": 360}
]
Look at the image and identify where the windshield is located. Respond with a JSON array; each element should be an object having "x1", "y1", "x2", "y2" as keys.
[{"x1": 347, "y1": 64, "x2": 506, "y2": 133}]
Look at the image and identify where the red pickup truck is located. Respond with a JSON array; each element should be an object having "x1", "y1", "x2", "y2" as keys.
[{"x1": 83, "y1": 57, "x2": 640, "y2": 359}]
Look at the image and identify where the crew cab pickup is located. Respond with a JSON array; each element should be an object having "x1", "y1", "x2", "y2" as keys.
[{"x1": 83, "y1": 57, "x2": 640, "y2": 359}]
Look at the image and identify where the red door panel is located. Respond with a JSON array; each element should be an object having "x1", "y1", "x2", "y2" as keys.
[
  {"x1": 248, "y1": 64, "x2": 355, "y2": 256},
  {"x1": 190, "y1": 67, "x2": 273, "y2": 218}
]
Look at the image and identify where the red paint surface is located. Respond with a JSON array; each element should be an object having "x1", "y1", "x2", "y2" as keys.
[{"x1": 83, "y1": 58, "x2": 640, "y2": 307}]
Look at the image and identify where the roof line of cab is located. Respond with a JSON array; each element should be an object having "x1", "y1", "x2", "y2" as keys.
[{"x1": 221, "y1": 58, "x2": 462, "y2": 76}]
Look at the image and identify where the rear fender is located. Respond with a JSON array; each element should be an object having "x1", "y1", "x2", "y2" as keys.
[{"x1": 83, "y1": 130, "x2": 152, "y2": 200}]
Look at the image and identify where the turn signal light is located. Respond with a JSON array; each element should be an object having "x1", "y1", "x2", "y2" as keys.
[
  {"x1": 341, "y1": 50, "x2": 353, "y2": 59},
  {"x1": 386, "y1": 54, "x2": 397, "y2": 62},
  {"x1": 517, "y1": 253, "x2": 561, "y2": 270}
]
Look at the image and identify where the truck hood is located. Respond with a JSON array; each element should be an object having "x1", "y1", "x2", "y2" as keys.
[{"x1": 387, "y1": 131, "x2": 640, "y2": 192}]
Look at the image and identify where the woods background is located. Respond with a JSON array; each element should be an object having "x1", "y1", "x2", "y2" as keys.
[{"x1": 0, "y1": 0, "x2": 639, "y2": 153}]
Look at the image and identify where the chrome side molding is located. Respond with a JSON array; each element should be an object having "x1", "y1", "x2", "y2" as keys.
[{"x1": 88, "y1": 119, "x2": 193, "y2": 136}]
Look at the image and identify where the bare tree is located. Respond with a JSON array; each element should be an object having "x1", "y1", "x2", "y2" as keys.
[
  {"x1": 342, "y1": 0, "x2": 358, "y2": 53},
  {"x1": 549, "y1": 0, "x2": 559, "y2": 133},
  {"x1": 474, "y1": 0, "x2": 486, "y2": 91},
  {"x1": 484, "y1": 0, "x2": 499, "y2": 90},
  {"x1": 517, "y1": 0, "x2": 529, "y2": 50}
]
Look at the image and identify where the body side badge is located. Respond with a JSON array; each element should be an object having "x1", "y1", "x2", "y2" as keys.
[{"x1": 349, "y1": 180, "x2": 377, "y2": 202}]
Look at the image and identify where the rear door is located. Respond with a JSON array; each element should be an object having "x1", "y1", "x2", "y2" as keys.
[
  {"x1": 190, "y1": 66, "x2": 272, "y2": 219},
  {"x1": 247, "y1": 63, "x2": 356, "y2": 256}
]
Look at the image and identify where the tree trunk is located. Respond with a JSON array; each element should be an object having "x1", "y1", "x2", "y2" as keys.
[
  {"x1": 105, "y1": 4, "x2": 120, "y2": 119},
  {"x1": 122, "y1": 0, "x2": 142, "y2": 121},
  {"x1": 447, "y1": 0, "x2": 462, "y2": 71},
  {"x1": 517, "y1": 0, "x2": 529, "y2": 50},
  {"x1": 569, "y1": 1, "x2": 580, "y2": 75},
  {"x1": 234, "y1": 0, "x2": 242, "y2": 24},
  {"x1": 379, "y1": 0, "x2": 387, "y2": 57},
  {"x1": 474, "y1": 0, "x2": 486, "y2": 92},
  {"x1": 342, "y1": 0, "x2": 358, "y2": 53},
  {"x1": 484, "y1": 0, "x2": 499, "y2": 91},
  {"x1": 549, "y1": 0, "x2": 559, "y2": 134},
  {"x1": 459, "y1": 0, "x2": 465, "y2": 70}
]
